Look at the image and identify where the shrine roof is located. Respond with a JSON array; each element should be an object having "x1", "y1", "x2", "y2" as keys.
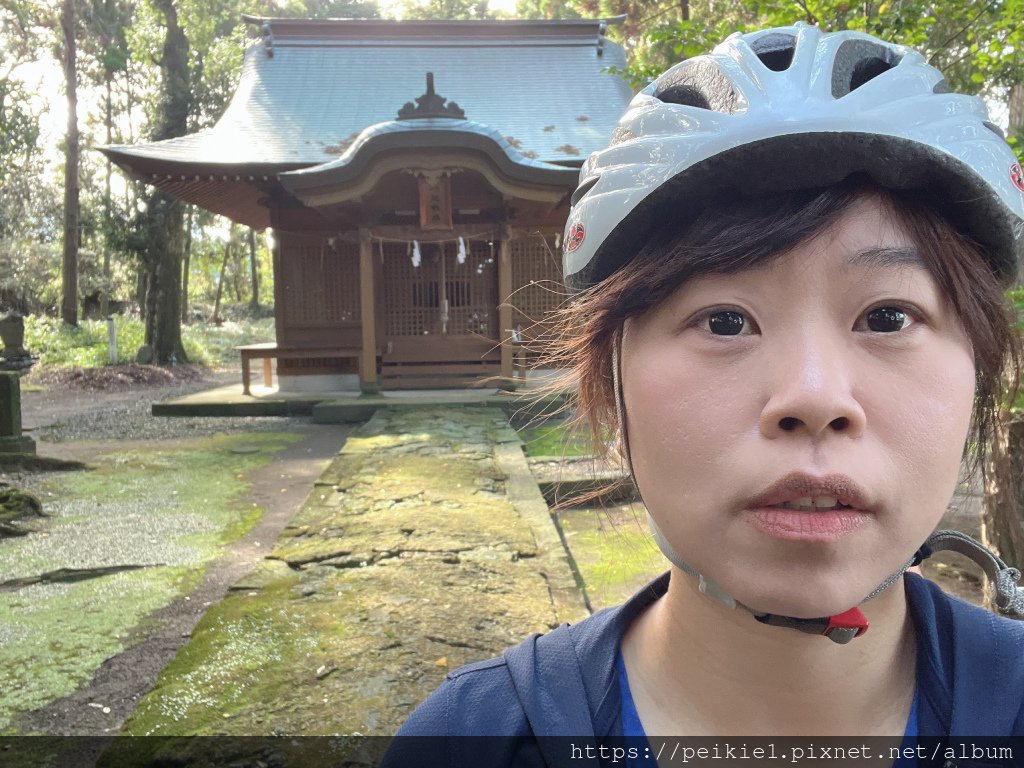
[{"x1": 102, "y1": 16, "x2": 633, "y2": 173}]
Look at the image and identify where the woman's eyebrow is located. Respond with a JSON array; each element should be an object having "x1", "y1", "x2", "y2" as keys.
[{"x1": 843, "y1": 246, "x2": 926, "y2": 272}]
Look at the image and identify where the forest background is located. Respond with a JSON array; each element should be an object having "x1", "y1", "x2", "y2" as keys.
[{"x1": 0, "y1": 0, "x2": 1021, "y2": 366}]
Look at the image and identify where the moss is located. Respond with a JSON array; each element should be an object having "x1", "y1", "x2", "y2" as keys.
[
  {"x1": 0, "y1": 566, "x2": 192, "y2": 729},
  {"x1": 556, "y1": 504, "x2": 665, "y2": 610},
  {"x1": 0, "y1": 432, "x2": 301, "y2": 732},
  {"x1": 0, "y1": 489, "x2": 44, "y2": 534},
  {"x1": 274, "y1": 452, "x2": 535, "y2": 563},
  {"x1": 518, "y1": 421, "x2": 595, "y2": 458},
  {"x1": 120, "y1": 407, "x2": 563, "y2": 738}
]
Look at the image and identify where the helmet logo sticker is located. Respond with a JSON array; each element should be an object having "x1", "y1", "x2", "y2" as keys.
[
  {"x1": 566, "y1": 222, "x2": 586, "y2": 253},
  {"x1": 1012, "y1": 163, "x2": 1024, "y2": 193}
]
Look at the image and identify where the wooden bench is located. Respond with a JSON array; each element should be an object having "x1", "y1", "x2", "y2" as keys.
[{"x1": 236, "y1": 343, "x2": 362, "y2": 395}]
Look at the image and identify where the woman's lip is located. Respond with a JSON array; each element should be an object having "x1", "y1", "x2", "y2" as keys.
[{"x1": 745, "y1": 506, "x2": 871, "y2": 542}]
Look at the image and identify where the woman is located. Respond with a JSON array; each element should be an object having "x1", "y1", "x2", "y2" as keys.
[{"x1": 386, "y1": 22, "x2": 1024, "y2": 762}]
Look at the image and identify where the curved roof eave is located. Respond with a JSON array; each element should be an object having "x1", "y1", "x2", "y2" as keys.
[
  {"x1": 278, "y1": 118, "x2": 580, "y2": 197},
  {"x1": 98, "y1": 144, "x2": 312, "y2": 179}
]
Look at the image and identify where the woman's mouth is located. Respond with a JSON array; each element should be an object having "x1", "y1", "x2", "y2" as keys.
[
  {"x1": 746, "y1": 498, "x2": 871, "y2": 541},
  {"x1": 744, "y1": 474, "x2": 875, "y2": 541}
]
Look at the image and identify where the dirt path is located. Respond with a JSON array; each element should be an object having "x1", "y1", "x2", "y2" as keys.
[{"x1": 7, "y1": 370, "x2": 353, "y2": 735}]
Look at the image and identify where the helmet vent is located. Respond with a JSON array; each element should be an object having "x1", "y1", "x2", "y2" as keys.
[
  {"x1": 570, "y1": 176, "x2": 599, "y2": 206},
  {"x1": 652, "y1": 60, "x2": 742, "y2": 113},
  {"x1": 750, "y1": 33, "x2": 795, "y2": 72},
  {"x1": 983, "y1": 121, "x2": 1005, "y2": 138},
  {"x1": 832, "y1": 39, "x2": 903, "y2": 98}
]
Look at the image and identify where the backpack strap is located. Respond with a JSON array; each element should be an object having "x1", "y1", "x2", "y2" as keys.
[
  {"x1": 504, "y1": 625, "x2": 601, "y2": 766},
  {"x1": 945, "y1": 594, "x2": 1024, "y2": 736}
]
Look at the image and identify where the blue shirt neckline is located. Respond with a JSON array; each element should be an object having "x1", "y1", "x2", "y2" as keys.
[{"x1": 616, "y1": 647, "x2": 919, "y2": 763}]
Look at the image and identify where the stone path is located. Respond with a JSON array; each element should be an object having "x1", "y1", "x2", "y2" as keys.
[{"x1": 119, "y1": 405, "x2": 588, "y2": 738}]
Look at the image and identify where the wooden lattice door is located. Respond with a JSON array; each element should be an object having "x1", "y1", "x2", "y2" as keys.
[
  {"x1": 510, "y1": 236, "x2": 564, "y2": 364},
  {"x1": 380, "y1": 240, "x2": 500, "y2": 386}
]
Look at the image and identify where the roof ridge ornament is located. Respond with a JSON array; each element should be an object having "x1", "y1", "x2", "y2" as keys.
[
  {"x1": 396, "y1": 73, "x2": 466, "y2": 120},
  {"x1": 261, "y1": 21, "x2": 274, "y2": 58}
]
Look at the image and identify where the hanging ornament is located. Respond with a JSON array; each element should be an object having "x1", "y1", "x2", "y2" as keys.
[
  {"x1": 411, "y1": 240, "x2": 422, "y2": 268},
  {"x1": 457, "y1": 236, "x2": 467, "y2": 265}
]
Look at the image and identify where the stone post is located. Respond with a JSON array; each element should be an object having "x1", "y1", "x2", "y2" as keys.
[
  {"x1": 0, "y1": 312, "x2": 34, "y2": 373},
  {"x1": 0, "y1": 312, "x2": 27, "y2": 359},
  {"x1": 0, "y1": 371, "x2": 35, "y2": 454}
]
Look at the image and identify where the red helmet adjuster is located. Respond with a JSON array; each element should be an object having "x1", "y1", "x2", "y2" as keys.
[{"x1": 823, "y1": 607, "x2": 869, "y2": 644}]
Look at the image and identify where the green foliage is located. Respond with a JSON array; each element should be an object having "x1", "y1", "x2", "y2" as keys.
[
  {"x1": 0, "y1": 240, "x2": 63, "y2": 313},
  {"x1": 23, "y1": 314, "x2": 276, "y2": 368},
  {"x1": 303, "y1": 0, "x2": 381, "y2": 17},
  {"x1": 399, "y1": 0, "x2": 494, "y2": 19},
  {"x1": 1008, "y1": 287, "x2": 1024, "y2": 414},
  {"x1": 0, "y1": 74, "x2": 58, "y2": 269},
  {"x1": 0, "y1": 78, "x2": 40, "y2": 178},
  {"x1": 180, "y1": 316, "x2": 276, "y2": 367},
  {"x1": 608, "y1": 0, "x2": 1024, "y2": 100}
]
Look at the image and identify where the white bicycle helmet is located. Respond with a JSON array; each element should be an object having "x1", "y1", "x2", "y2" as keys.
[
  {"x1": 563, "y1": 22, "x2": 1024, "y2": 291},
  {"x1": 575, "y1": 23, "x2": 1024, "y2": 642}
]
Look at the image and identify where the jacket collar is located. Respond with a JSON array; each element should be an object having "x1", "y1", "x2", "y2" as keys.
[{"x1": 563, "y1": 571, "x2": 959, "y2": 737}]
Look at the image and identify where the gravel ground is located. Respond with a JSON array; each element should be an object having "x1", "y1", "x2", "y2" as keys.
[
  {"x1": 35, "y1": 406, "x2": 310, "y2": 442},
  {"x1": 23, "y1": 370, "x2": 309, "y2": 443}
]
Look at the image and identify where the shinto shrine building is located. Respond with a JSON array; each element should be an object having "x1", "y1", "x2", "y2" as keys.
[{"x1": 102, "y1": 16, "x2": 632, "y2": 392}]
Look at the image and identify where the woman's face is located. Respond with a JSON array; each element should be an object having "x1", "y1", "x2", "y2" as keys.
[{"x1": 620, "y1": 195, "x2": 976, "y2": 618}]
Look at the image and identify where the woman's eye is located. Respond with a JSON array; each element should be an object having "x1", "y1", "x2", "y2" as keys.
[
  {"x1": 704, "y1": 310, "x2": 749, "y2": 336},
  {"x1": 864, "y1": 306, "x2": 912, "y2": 333}
]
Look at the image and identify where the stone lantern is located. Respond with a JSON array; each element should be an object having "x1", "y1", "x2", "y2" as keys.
[{"x1": 0, "y1": 312, "x2": 34, "y2": 372}]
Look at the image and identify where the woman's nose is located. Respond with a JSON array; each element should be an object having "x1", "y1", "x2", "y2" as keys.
[{"x1": 758, "y1": 331, "x2": 867, "y2": 440}]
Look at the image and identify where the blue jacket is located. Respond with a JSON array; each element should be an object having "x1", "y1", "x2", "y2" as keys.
[{"x1": 385, "y1": 572, "x2": 1024, "y2": 766}]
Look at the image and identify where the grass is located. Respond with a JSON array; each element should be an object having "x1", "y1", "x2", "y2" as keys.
[
  {"x1": 518, "y1": 420, "x2": 597, "y2": 458},
  {"x1": 22, "y1": 315, "x2": 276, "y2": 369}
]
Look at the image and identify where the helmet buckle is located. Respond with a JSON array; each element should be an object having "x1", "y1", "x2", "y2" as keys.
[{"x1": 823, "y1": 607, "x2": 869, "y2": 644}]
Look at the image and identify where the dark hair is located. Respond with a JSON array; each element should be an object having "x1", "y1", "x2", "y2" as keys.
[{"x1": 548, "y1": 175, "x2": 1022, "y2": 504}]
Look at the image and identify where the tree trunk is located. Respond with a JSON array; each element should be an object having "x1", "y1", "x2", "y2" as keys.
[
  {"x1": 137, "y1": 270, "x2": 147, "y2": 317},
  {"x1": 211, "y1": 238, "x2": 230, "y2": 324},
  {"x1": 983, "y1": 418, "x2": 1024, "y2": 575},
  {"x1": 1009, "y1": 82, "x2": 1023, "y2": 141},
  {"x1": 980, "y1": 81, "x2": 1024, "y2": 600},
  {"x1": 181, "y1": 205, "x2": 192, "y2": 324},
  {"x1": 102, "y1": 75, "x2": 112, "y2": 318},
  {"x1": 139, "y1": 0, "x2": 190, "y2": 364},
  {"x1": 60, "y1": 0, "x2": 79, "y2": 327},
  {"x1": 248, "y1": 228, "x2": 260, "y2": 311},
  {"x1": 231, "y1": 242, "x2": 243, "y2": 303},
  {"x1": 142, "y1": 191, "x2": 187, "y2": 362}
]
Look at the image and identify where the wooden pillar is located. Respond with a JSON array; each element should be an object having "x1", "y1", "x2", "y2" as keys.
[
  {"x1": 359, "y1": 229, "x2": 379, "y2": 394},
  {"x1": 498, "y1": 226, "x2": 514, "y2": 384},
  {"x1": 270, "y1": 227, "x2": 286, "y2": 345}
]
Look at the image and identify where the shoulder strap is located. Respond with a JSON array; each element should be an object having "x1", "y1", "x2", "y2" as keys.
[
  {"x1": 504, "y1": 625, "x2": 602, "y2": 766},
  {"x1": 945, "y1": 594, "x2": 1024, "y2": 736}
]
